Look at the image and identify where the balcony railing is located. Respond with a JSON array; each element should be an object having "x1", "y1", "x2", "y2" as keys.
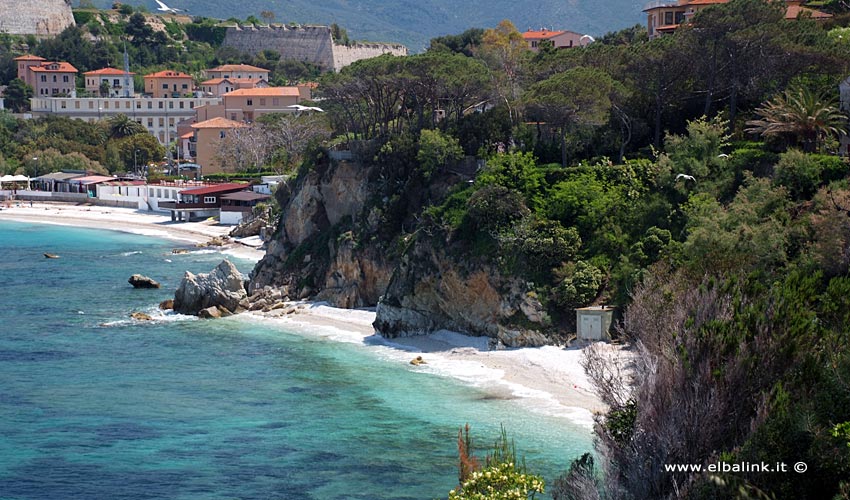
[{"x1": 643, "y1": 0, "x2": 679, "y2": 10}]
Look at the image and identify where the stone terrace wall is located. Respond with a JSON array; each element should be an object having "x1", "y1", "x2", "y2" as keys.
[
  {"x1": 223, "y1": 25, "x2": 336, "y2": 70},
  {"x1": 0, "y1": 0, "x2": 74, "y2": 36},
  {"x1": 332, "y1": 43, "x2": 408, "y2": 71}
]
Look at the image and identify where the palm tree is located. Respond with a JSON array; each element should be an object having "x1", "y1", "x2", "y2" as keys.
[
  {"x1": 745, "y1": 85, "x2": 847, "y2": 153},
  {"x1": 106, "y1": 113, "x2": 146, "y2": 139}
]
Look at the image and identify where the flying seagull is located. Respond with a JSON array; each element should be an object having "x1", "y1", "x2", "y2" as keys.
[
  {"x1": 155, "y1": 0, "x2": 185, "y2": 13},
  {"x1": 675, "y1": 173, "x2": 696, "y2": 183},
  {"x1": 287, "y1": 104, "x2": 325, "y2": 112}
]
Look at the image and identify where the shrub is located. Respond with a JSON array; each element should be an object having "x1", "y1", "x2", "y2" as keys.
[
  {"x1": 509, "y1": 217, "x2": 581, "y2": 271},
  {"x1": 465, "y1": 185, "x2": 529, "y2": 234},
  {"x1": 552, "y1": 261, "x2": 603, "y2": 308},
  {"x1": 773, "y1": 149, "x2": 822, "y2": 200}
]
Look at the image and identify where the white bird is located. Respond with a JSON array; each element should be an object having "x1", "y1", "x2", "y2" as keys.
[
  {"x1": 675, "y1": 173, "x2": 696, "y2": 183},
  {"x1": 717, "y1": 153, "x2": 729, "y2": 158},
  {"x1": 155, "y1": 0, "x2": 185, "y2": 13},
  {"x1": 286, "y1": 104, "x2": 325, "y2": 113}
]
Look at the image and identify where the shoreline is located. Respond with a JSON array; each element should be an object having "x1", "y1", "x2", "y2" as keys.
[
  {"x1": 247, "y1": 303, "x2": 608, "y2": 427},
  {"x1": 0, "y1": 201, "x2": 266, "y2": 262},
  {"x1": 1, "y1": 201, "x2": 608, "y2": 427}
]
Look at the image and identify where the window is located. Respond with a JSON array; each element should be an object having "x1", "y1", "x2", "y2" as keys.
[
  {"x1": 147, "y1": 118, "x2": 153, "y2": 127},
  {"x1": 40, "y1": 75, "x2": 46, "y2": 82},
  {"x1": 125, "y1": 101, "x2": 130, "y2": 109},
  {"x1": 63, "y1": 75, "x2": 68, "y2": 82},
  {"x1": 88, "y1": 101, "x2": 94, "y2": 109},
  {"x1": 74, "y1": 101, "x2": 80, "y2": 109},
  {"x1": 159, "y1": 118, "x2": 164, "y2": 126},
  {"x1": 162, "y1": 83, "x2": 168, "y2": 89},
  {"x1": 113, "y1": 79, "x2": 119, "y2": 86},
  {"x1": 664, "y1": 11, "x2": 674, "y2": 25},
  {"x1": 147, "y1": 102, "x2": 152, "y2": 109},
  {"x1": 104, "y1": 101, "x2": 109, "y2": 109},
  {"x1": 157, "y1": 189, "x2": 162, "y2": 198},
  {"x1": 675, "y1": 11, "x2": 685, "y2": 23},
  {"x1": 189, "y1": 102, "x2": 194, "y2": 108},
  {"x1": 52, "y1": 75, "x2": 57, "y2": 82},
  {"x1": 531, "y1": 41, "x2": 538, "y2": 48},
  {"x1": 136, "y1": 102, "x2": 141, "y2": 109},
  {"x1": 272, "y1": 98, "x2": 279, "y2": 105},
  {"x1": 260, "y1": 98, "x2": 266, "y2": 105},
  {"x1": 149, "y1": 188, "x2": 154, "y2": 196},
  {"x1": 181, "y1": 84, "x2": 188, "y2": 90},
  {"x1": 168, "y1": 101, "x2": 173, "y2": 109},
  {"x1": 247, "y1": 99, "x2": 253, "y2": 106},
  {"x1": 179, "y1": 102, "x2": 184, "y2": 109},
  {"x1": 158, "y1": 101, "x2": 164, "y2": 109},
  {"x1": 204, "y1": 196, "x2": 216, "y2": 204}
]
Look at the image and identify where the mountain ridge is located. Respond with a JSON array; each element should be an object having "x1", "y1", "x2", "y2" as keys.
[{"x1": 88, "y1": 0, "x2": 645, "y2": 50}]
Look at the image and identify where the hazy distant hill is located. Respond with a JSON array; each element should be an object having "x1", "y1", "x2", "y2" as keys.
[{"x1": 88, "y1": 0, "x2": 645, "y2": 50}]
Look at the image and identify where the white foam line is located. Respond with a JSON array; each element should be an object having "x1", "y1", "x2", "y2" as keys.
[{"x1": 235, "y1": 311, "x2": 598, "y2": 428}]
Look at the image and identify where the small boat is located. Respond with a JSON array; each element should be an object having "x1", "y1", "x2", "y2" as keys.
[{"x1": 43, "y1": 253, "x2": 60, "y2": 259}]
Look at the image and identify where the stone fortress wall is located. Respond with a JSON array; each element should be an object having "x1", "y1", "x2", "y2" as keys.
[
  {"x1": 222, "y1": 24, "x2": 408, "y2": 72},
  {"x1": 0, "y1": 0, "x2": 74, "y2": 37}
]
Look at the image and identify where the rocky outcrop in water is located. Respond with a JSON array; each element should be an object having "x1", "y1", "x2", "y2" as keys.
[
  {"x1": 174, "y1": 260, "x2": 246, "y2": 316},
  {"x1": 128, "y1": 274, "x2": 160, "y2": 289}
]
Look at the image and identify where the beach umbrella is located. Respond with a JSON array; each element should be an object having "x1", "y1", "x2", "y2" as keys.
[{"x1": 0, "y1": 174, "x2": 14, "y2": 190}]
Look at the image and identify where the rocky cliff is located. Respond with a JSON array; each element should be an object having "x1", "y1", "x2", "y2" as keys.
[
  {"x1": 249, "y1": 158, "x2": 395, "y2": 308},
  {"x1": 0, "y1": 0, "x2": 74, "y2": 37},
  {"x1": 249, "y1": 152, "x2": 559, "y2": 346}
]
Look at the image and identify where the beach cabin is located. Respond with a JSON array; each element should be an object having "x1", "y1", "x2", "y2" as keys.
[
  {"x1": 34, "y1": 172, "x2": 86, "y2": 192},
  {"x1": 219, "y1": 191, "x2": 271, "y2": 225},
  {"x1": 160, "y1": 183, "x2": 249, "y2": 222},
  {"x1": 576, "y1": 306, "x2": 615, "y2": 341},
  {"x1": 71, "y1": 175, "x2": 114, "y2": 197}
]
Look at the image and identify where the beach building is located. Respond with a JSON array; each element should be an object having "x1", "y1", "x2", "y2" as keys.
[
  {"x1": 84, "y1": 67, "x2": 135, "y2": 98},
  {"x1": 200, "y1": 77, "x2": 271, "y2": 97},
  {"x1": 30, "y1": 96, "x2": 221, "y2": 145},
  {"x1": 576, "y1": 306, "x2": 615, "y2": 341},
  {"x1": 220, "y1": 191, "x2": 271, "y2": 225},
  {"x1": 144, "y1": 70, "x2": 194, "y2": 98},
  {"x1": 194, "y1": 87, "x2": 303, "y2": 123},
  {"x1": 96, "y1": 180, "x2": 218, "y2": 212},
  {"x1": 204, "y1": 64, "x2": 270, "y2": 82},
  {"x1": 190, "y1": 117, "x2": 248, "y2": 175},
  {"x1": 15, "y1": 56, "x2": 78, "y2": 97},
  {"x1": 522, "y1": 29, "x2": 593, "y2": 51},
  {"x1": 643, "y1": 0, "x2": 832, "y2": 38},
  {"x1": 160, "y1": 183, "x2": 250, "y2": 221}
]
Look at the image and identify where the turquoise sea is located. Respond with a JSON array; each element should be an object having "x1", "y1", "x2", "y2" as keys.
[{"x1": 0, "y1": 220, "x2": 592, "y2": 499}]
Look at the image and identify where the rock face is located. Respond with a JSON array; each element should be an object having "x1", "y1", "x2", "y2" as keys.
[
  {"x1": 250, "y1": 159, "x2": 394, "y2": 308},
  {"x1": 373, "y1": 245, "x2": 552, "y2": 347},
  {"x1": 174, "y1": 260, "x2": 247, "y2": 316},
  {"x1": 128, "y1": 274, "x2": 161, "y2": 289},
  {"x1": 248, "y1": 152, "x2": 557, "y2": 346},
  {"x1": 0, "y1": 0, "x2": 73, "y2": 37}
]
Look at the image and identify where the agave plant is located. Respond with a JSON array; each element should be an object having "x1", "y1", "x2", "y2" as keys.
[{"x1": 745, "y1": 85, "x2": 847, "y2": 152}]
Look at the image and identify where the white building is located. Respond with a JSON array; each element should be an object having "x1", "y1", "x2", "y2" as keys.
[{"x1": 30, "y1": 96, "x2": 222, "y2": 145}]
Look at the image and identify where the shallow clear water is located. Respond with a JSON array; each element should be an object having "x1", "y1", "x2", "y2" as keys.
[{"x1": 0, "y1": 221, "x2": 593, "y2": 499}]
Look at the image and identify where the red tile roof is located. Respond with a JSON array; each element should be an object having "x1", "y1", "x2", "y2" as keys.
[
  {"x1": 191, "y1": 117, "x2": 248, "y2": 129},
  {"x1": 522, "y1": 30, "x2": 566, "y2": 40},
  {"x1": 14, "y1": 54, "x2": 46, "y2": 61},
  {"x1": 207, "y1": 64, "x2": 269, "y2": 73},
  {"x1": 224, "y1": 87, "x2": 300, "y2": 97},
  {"x1": 85, "y1": 67, "x2": 135, "y2": 76},
  {"x1": 180, "y1": 183, "x2": 249, "y2": 196},
  {"x1": 29, "y1": 62, "x2": 78, "y2": 73},
  {"x1": 144, "y1": 70, "x2": 192, "y2": 79},
  {"x1": 785, "y1": 3, "x2": 832, "y2": 19}
]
